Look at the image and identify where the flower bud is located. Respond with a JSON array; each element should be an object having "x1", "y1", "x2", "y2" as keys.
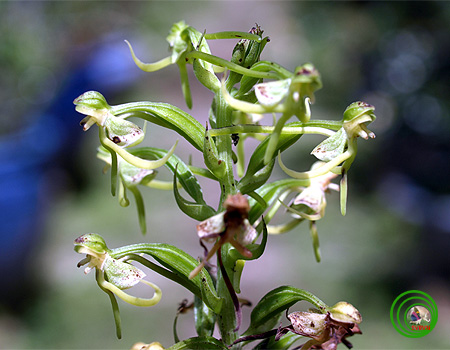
[
  {"x1": 74, "y1": 233, "x2": 108, "y2": 255},
  {"x1": 328, "y1": 301, "x2": 362, "y2": 324},
  {"x1": 74, "y1": 233, "x2": 109, "y2": 274},
  {"x1": 166, "y1": 21, "x2": 190, "y2": 63},
  {"x1": 74, "y1": 91, "x2": 111, "y2": 130},
  {"x1": 342, "y1": 101, "x2": 376, "y2": 139}
]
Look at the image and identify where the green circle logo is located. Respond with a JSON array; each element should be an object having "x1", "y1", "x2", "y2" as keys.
[{"x1": 390, "y1": 290, "x2": 438, "y2": 337}]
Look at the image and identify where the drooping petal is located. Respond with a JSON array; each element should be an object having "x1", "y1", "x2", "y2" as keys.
[
  {"x1": 103, "y1": 255, "x2": 146, "y2": 290},
  {"x1": 197, "y1": 212, "x2": 226, "y2": 241}
]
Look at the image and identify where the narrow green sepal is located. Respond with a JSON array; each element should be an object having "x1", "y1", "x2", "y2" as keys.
[
  {"x1": 178, "y1": 60, "x2": 193, "y2": 109},
  {"x1": 128, "y1": 186, "x2": 147, "y2": 235},
  {"x1": 193, "y1": 58, "x2": 220, "y2": 92},
  {"x1": 340, "y1": 169, "x2": 348, "y2": 216},
  {"x1": 310, "y1": 221, "x2": 321, "y2": 263},
  {"x1": 117, "y1": 179, "x2": 130, "y2": 207}
]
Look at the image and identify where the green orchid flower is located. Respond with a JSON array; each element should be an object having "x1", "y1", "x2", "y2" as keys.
[
  {"x1": 74, "y1": 91, "x2": 177, "y2": 200},
  {"x1": 278, "y1": 101, "x2": 376, "y2": 215},
  {"x1": 74, "y1": 234, "x2": 162, "y2": 338},
  {"x1": 267, "y1": 162, "x2": 338, "y2": 262},
  {"x1": 74, "y1": 233, "x2": 162, "y2": 306}
]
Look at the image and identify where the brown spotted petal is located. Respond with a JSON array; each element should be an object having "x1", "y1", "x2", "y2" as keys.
[
  {"x1": 287, "y1": 311, "x2": 328, "y2": 340},
  {"x1": 196, "y1": 212, "x2": 226, "y2": 242},
  {"x1": 254, "y1": 78, "x2": 291, "y2": 107},
  {"x1": 104, "y1": 117, "x2": 145, "y2": 148},
  {"x1": 103, "y1": 255, "x2": 146, "y2": 290},
  {"x1": 236, "y1": 219, "x2": 258, "y2": 246}
]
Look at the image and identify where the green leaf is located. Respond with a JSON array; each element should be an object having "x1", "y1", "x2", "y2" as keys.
[
  {"x1": 111, "y1": 243, "x2": 222, "y2": 314},
  {"x1": 194, "y1": 296, "x2": 216, "y2": 337},
  {"x1": 244, "y1": 286, "x2": 328, "y2": 336},
  {"x1": 238, "y1": 159, "x2": 275, "y2": 195},
  {"x1": 193, "y1": 57, "x2": 220, "y2": 92},
  {"x1": 173, "y1": 166, "x2": 216, "y2": 221},
  {"x1": 167, "y1": 336, "x2": 228, "y2": 350},
  {"x1": 111, "y1": 102, "x2": 204, "y2": 151}
]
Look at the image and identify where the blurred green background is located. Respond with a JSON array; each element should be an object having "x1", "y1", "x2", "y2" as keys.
[{"x1": 1, "y1": 1, "x2": 449, "y2": 349}]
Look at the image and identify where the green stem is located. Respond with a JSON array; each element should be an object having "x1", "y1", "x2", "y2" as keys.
[
  {"x1": 214, "y1": 91, "x2": 237, "y2": 209},
  {"x1": 204, "y1": 31, "x2": 262, "y2": 42},
  {"x1": 213, "y1": 86, "x2": 240, "y2": 346},
  {"x1": 209, "y1": 125, "x2": 335, "y2": 137}
]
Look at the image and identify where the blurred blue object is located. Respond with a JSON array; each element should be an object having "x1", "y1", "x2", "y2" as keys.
[{"x1": 0, "y1": 36, "x2": 140, "y2": 310}]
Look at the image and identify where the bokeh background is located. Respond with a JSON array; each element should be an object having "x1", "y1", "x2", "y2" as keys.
[{"x1": 1, "y1": 1, "x2": 449, "y2": 349}]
